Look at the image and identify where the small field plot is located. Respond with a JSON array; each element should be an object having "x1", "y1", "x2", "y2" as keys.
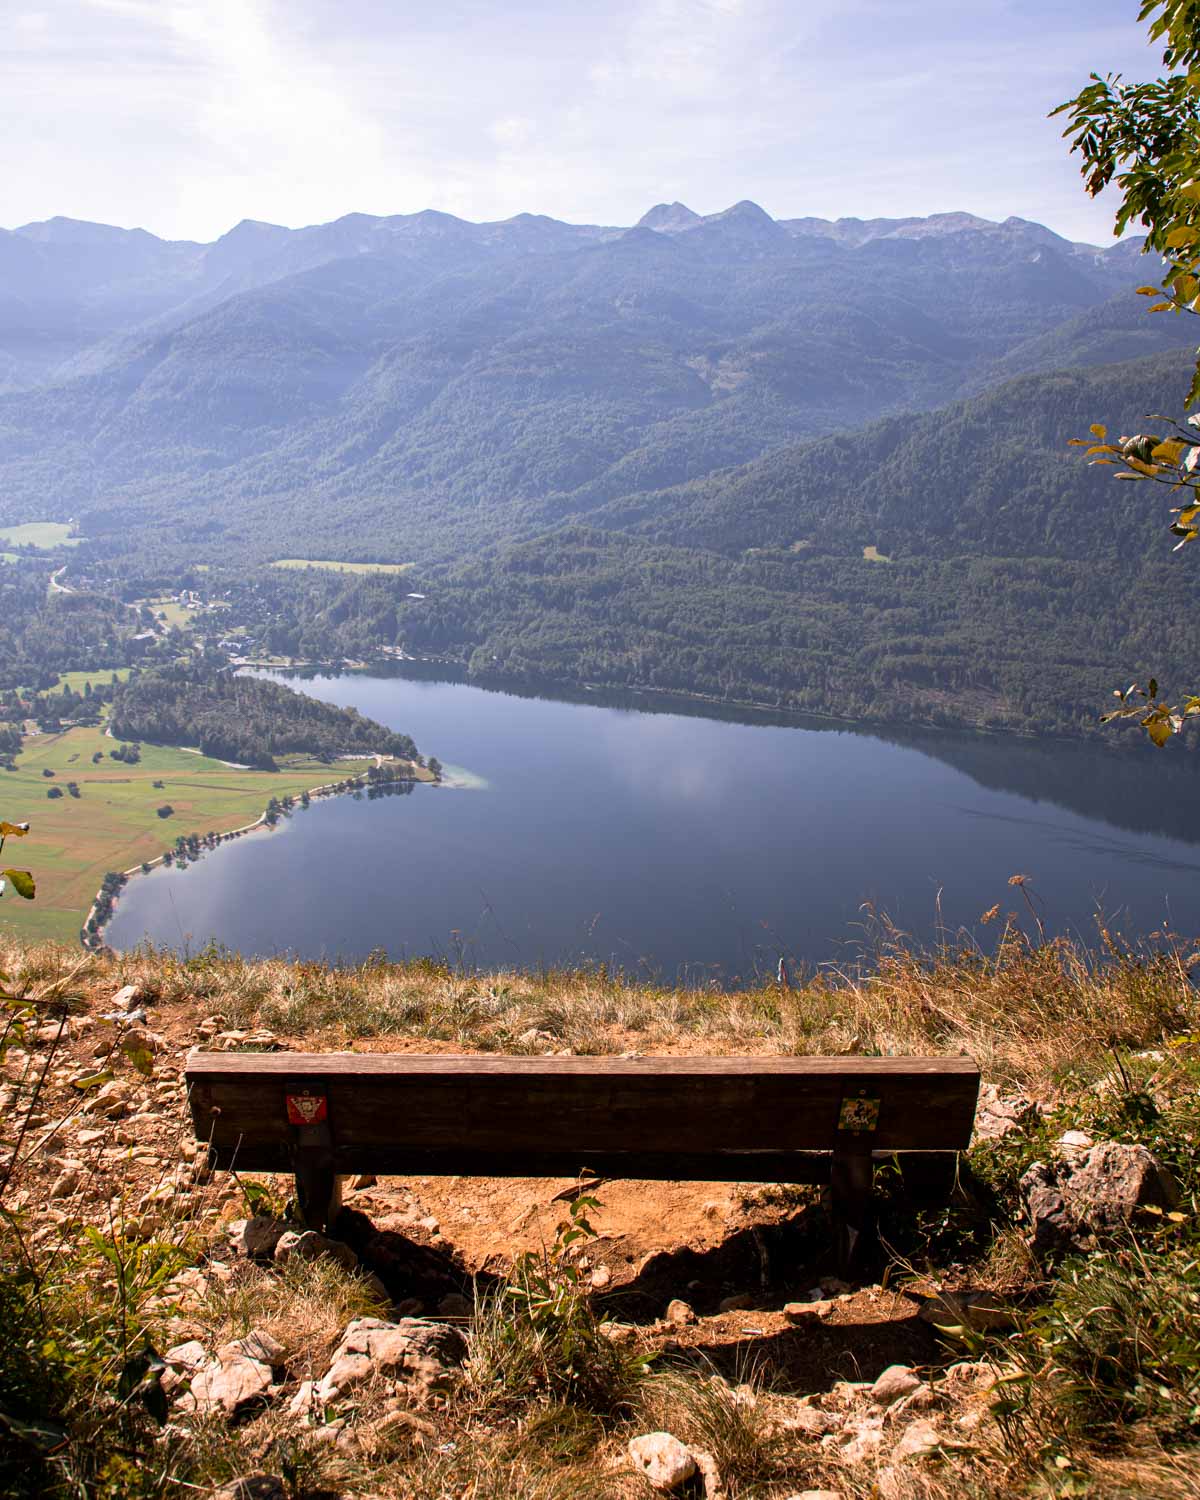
[
  {"x1": 0, "y1": 726, "x2": 370, "y2": 943},
  {"x1": 0, "y1": 522, "x2": 82, "y2": 549},
  {"x1": 272, "y1": 559, "x2": 413, "y2": 575},
  {"x1": 862, "y1": 545, "x2": 892, "y2": 563},
  {"x1": 137, "y1": 597, "x2": 194, "y2": 629},
  {"x1": 55, "y1": 668, "x2": 133, "y2": 692}
]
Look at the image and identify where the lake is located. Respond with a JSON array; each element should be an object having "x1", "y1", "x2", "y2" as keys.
[{"x1": 104, "y1": 669, "x2": 1200, "y2": 984}]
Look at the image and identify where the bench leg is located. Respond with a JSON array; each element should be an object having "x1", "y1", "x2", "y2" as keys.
[
  {"x1": 292, "y1": 1120, "x2": 341, "y2": 1232},
  {"x1": 831, "y1": 1144, "x2": 876, "y2": 1279}
]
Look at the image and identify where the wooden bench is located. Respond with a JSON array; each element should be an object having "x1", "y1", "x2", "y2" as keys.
[{"x1": 185, "y1": 1052, "x2": 980, "y2": 1276}]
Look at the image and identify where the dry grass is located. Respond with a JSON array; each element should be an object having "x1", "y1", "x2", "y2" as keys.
[{"x1": 38, "y1": 913, "x2": 1189, "y2": 1103}]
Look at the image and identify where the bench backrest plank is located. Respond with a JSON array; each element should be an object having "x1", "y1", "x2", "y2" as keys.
[{"x1": 186, "y1": 1052, "x2": 980, "y2": 1175}]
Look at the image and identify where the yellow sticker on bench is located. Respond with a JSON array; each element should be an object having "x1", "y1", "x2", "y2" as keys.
[{"x1": 838, "y1": 1095, "x2": 880, "y2": 1132}]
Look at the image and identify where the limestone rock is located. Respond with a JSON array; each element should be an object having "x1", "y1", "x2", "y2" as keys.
[
  {"x1": 870, "y1": 1365, "x2": 921, "y2": 1405},
  {"x1": 691, "y1": 1447, "x2": 722, "y2": 1498},
  {"x1": 164, "y1": 1339, "x2": 209, "y2": 1373},
  {"x1": 892, "y1": 1418, "x2": 944, "y2": 1461},
  {"x1": 315, "y1": 1317, "x2": 466, "y2": 1403},
  {"x1": 717, "y1": 1292, "x2": 754, "y2": 1312},
  {"x1": 273, "y1": 1229, "x2": 358, "y2": 1271},
  {"x1": 239, "y1": 1215, "x2": 290, "y2": 1260},
  {"x1": 627, "y1": 1432, "x2": 697, "y2": 1491},
  {"x1": 837, "y1": 1413, "x2": 883, "y2": 1463},
  {"x1": 784, "y1": 1299, "x2": 833, "y2": 1324},
  {"x1": 436, "y1": 1292, "x2": 472, "y2": 1317},
  {"x1": 352, "y1": 1172, "x2": 378, "y2": 1190},
  {"x1": 779, "y1": 1406, "x2": 841, "y2": 1436},
  {"x1": 49, "y1": 1166, "x2": 81, "y2": 1198},
  {"x1": 1021, "y1": 1140, "x2": 1178, "y2": 1256},
  {"x1": 665, "y1": 1297, "x2": 697, "y2": 1325},
  {"x1": 973, "y1": 1083, "x2": 1039, "y2": 1142},
  {"x1": 187, "y1": 1331, "x2": 281, "y2": 1415},
  {"x1": 110, "y1": 984, "x2": 144, "y2": 1013}
]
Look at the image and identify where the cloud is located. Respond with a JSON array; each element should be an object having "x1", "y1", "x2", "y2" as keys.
[{"x1": 0, "y1": 0, "x2": 1170, "y2": 241}]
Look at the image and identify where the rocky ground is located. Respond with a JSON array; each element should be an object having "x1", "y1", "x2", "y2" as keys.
[{"x1": 2, "y1": 941, "x2": 1198, "y2": 1497}]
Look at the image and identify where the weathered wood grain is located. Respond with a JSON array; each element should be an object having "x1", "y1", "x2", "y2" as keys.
[{"x1": 186, "y1": 1050, "x2": 979, "y2": 1164}]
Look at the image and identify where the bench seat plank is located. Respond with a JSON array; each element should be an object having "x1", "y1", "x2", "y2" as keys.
[{"x1": 186, "y1": 1051, "x2": 979, "y2": 1163}]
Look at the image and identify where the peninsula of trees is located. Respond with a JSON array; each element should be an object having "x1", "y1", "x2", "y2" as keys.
[{"x1": 109, "y1": 664, "x2": 419, "y2": 769}]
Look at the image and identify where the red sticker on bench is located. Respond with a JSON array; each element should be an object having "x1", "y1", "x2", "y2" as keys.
[{"x1": 286, "y1": 1091, "x2": 327, "y2": 1125}]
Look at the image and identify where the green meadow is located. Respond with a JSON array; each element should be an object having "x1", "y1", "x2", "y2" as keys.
[
  {"x1": 272, "y1": 558, "x2": 413, "y2": 575},
  {"x1": 0, "y1": 521, "x2": 82, "y2": 549},
  {"x1": 0, "y1": 726, "x2": 370, "y2": 943},
  {"x1": 54, "y1": 668, "x2": 133, "y2": 693}
]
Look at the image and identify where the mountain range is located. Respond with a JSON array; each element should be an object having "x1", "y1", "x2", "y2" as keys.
[{"x1": 0, "y1": 200, "x2": 1191, "y2": 569}]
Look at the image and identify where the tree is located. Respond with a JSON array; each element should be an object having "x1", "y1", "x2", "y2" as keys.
[
  {"x1": 1056, "y1": 0, "x2": 1200, "y2": 744},
  {"x1": 427, "y1": 756, "x2": 443, "y2": 781}
]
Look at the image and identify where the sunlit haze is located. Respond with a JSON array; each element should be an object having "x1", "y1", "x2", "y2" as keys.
[{"x1": 1, "y1": 0, "x2": 1169, "y2": 241}]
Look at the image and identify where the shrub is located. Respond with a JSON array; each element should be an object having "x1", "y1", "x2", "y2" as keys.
[
  {"x1": 1032, "y1": 1234, "x2": 1200, "y2": 1440},
  {"x1": 465, "y1": 1195, "x2": 649, "y2": 1414}
]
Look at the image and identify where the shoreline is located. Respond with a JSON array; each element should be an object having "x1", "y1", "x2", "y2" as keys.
[
  {"x1": 252, "y1": 652, "x2": 1143, "y2": 754},
  {"x1": 82, "y1": 761, "x2": 431, "y2": 952}
]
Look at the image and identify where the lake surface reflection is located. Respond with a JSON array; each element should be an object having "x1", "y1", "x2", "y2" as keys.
[{"x1": 104, "y1": 669, "x2": 1200, "y2": 984}]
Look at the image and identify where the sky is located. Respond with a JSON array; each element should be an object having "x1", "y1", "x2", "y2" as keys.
[{"x1": 0, "y1": 0, "x2": 1173, "y2": 244}]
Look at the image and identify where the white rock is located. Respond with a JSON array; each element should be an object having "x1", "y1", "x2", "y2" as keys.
[
  {"x1": 838, "y1": 1414, "x2": 883, "y2": 1463},
  {"x1": 315, "y1": 1317, "x2": 466, "y2": 1403},
  {"x1": 287, "y1": 1379, "x2": 316, "y2": 1418},
  {"x1": 187, "y1": 1332, "x2": 281, "y2": 1415},
  {"x1": 110, "y1": 984, "x2": 144, "y2": 1012},
  {"x1": 665, "y1": 1298, "x2": 697, "y2": 1325},
  {"x1": 627, "y1": 1432, "x2": 697, "y2": 1492},
  {"x1": 49, "y1": 1167, "x2": 81, "y2": 1198},
  {"x1": 779, "y1": 1406, "x2": 841, "y2": 1436},
  {"x1": 164, "y1": 1340, "x2": 209, "y2": 1373},
  {"x1": 784, "y1": 1299, "x2": 833, "y2": 1323},
  {"x1": 273, "y1": 1229, "x2": 358, "y2": 1271},
  {"x1": 892, "y1": 1418, "x2": 943, "y2": 1461},
  {"x1": 870, "y1": 1365, "x2": 921, "y2": 1405},
  {"x1": 240, "y1": 1215, "x2": 290, "y2": 1259}
]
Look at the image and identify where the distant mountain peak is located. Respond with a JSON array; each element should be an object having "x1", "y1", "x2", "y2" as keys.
[
  {"x1": 708, "y1": 199, "x2": 775, "y2": 224},
  {"x1": 636, "y1": 202, "x2": 703, "y2": 233}
]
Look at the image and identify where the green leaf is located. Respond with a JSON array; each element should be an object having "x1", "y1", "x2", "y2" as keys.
[
  {"x1": 70, "y1": 1070, "x2": 112, "y2": 1091},
  {"x1": 2, "y1": 869, "x2": 35, "y2": 899},
  {"x1": 1166, "y1": 226, "x2": 1199, "y2": 247},
  {"x1": 121, "y1": 1036, "x2": 154, "y2": 1077},
  {"x1": 1145, "y1": 715, "x2": 1175, "y2": 746}
]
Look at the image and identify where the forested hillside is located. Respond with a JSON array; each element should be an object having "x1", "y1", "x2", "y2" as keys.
[
  {"x1": 316, "y1": 349, "x2": 1200, "y2": 739},
  {"x1": 0, "y1": 205, "x2": 1192, "y2": 568}
]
